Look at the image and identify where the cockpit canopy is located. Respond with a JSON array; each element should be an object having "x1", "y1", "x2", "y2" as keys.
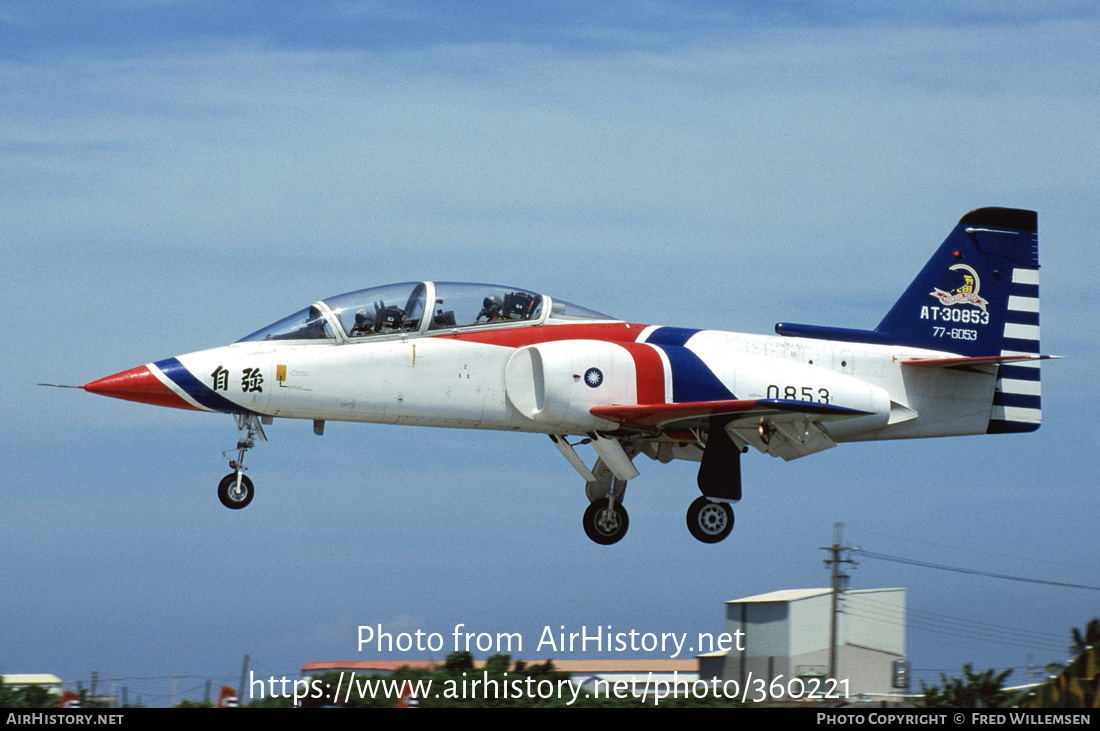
[{"x1": 238, "y1": 282, "x2": 615, "y2": 343}]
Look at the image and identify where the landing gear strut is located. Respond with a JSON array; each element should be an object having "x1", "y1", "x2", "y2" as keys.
[
  {"x1": 558, "y1": 433, "x2": 740, "y2": 545},
  {"x1": 581, "y1": 453, "x2": 631, "y2": 544},
  {"x1": 219, "y1": 414, "x2": 265, "y2": 510}
]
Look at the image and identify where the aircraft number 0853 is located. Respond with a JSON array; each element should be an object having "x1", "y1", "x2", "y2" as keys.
[{"x1": 766, "y1": 385, "x2": 830, "y2": 403}]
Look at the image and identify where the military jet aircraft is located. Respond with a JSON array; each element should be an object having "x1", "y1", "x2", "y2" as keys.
[{"x1": 81, "y1": 207, "x2": 1049, "y2": 544}]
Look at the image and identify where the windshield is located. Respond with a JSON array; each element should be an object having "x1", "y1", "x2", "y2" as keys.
[
  {"x1": 548, "y1": 298, "x2": 614, "y2": 321},
  {"x1": 238, "y1": 304, "x2": 334, "y2": 342}
]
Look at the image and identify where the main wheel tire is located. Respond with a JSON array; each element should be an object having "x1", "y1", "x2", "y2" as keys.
[
  {"x1": 686, "y1": 496, "x2": 734, "y2": 543},
  {"x1": 583, "y1": 498, "x2": 629, "y2": 545},
  {"x1": 218, "y1": 473, "x2": 255, "y2": 510}
]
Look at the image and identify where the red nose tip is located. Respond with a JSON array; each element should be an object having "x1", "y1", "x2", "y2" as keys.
[{"x1": 84, "y1": 365, "x2": 198, "y2": 410}]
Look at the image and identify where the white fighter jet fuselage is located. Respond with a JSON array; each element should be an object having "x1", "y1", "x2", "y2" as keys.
[{"x1": 82, "y1": 208, "x2": 1049, "y2": 544}]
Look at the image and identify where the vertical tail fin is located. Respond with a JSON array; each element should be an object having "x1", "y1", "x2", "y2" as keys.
[{"x1": 875, "y1": 207, "x2": 1041, "y2": 432}]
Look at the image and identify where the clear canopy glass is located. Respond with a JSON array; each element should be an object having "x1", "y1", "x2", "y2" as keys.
[
  {"x1": 325, "y1": 282, "x2": 429, "y2": 338},
  {"x1": 238, "y1": 281, "x2": 615, "y2": 343},
  {"x1": 237, "y1": 304, "x2": 335, "y2": 342}
]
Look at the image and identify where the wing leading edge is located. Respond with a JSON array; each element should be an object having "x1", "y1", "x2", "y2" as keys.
[
  {"x1": 593, "y1": 398, "x2": 873, "y2": 463},
  {"x1": 591, "y1": 398, "x2": 872, "y2": 431}
]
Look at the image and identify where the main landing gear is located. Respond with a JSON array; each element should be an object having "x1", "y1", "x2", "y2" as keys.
[
  {"x1": 557, "y1": 429, "x2": 742, "y2": 546},
  {"x1": 686, "y1": 496, "x2": 734, "y2": 544},
  {"x1": 218, "y1": 414, "x2": 266, "y2": 510},
  {"x1": 580, "y1": 464, "x2": 736, "y2": 545}
]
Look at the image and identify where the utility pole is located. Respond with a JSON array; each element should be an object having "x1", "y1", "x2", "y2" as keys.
[
  {"x1": 238, "y1": 654, "x2": 250, "y2": 706},
  {"x1": 821, "y1": 522, "x2": 857, "y2": 682}
]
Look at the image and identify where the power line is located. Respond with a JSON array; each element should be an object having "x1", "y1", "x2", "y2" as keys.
[
  {"x1": 845, "y1": 597, "x2": 1070, "y2": 655},
  {"x1": 845, "y1": 525, "x2": 1100, "y2": 575},
  {"x1": 854, "y1": 549, "x2": 1100, "y2": 592},
  {"x1": 860, "y1": 595, "x2": 1069, "y2": 646}
]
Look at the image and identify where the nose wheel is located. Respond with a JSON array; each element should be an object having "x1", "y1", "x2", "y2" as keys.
[{"x1": 218, "y1": 473, "x2": 255, "y2": 509}]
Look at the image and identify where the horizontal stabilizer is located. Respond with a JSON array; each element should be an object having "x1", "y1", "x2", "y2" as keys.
[
  {"x1": 901, "y1": 354, "x2": 1057, "y2": 371},
  {"x1": 591, "y1": 398, "x2": 871, "y2": 431}
]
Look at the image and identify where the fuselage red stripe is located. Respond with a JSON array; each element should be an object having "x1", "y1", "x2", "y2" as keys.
[
  {"x1": 446, "y1": 322, "x2": 646, "y2": 348},
  {"x1": 618, "y1": 342, "x2": 666, "y2": 405}
]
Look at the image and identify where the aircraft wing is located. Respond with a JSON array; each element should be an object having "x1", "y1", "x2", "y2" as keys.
[
  {"x1": 591, "y1": 398, "x2": 873, "y2": 461},
  {"x1": 591, "y1": 398, "x2": 871, "y2": 431}
]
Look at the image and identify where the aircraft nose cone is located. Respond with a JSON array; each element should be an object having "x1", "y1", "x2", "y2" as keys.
[{"x1": 84, "y1": 365, "x2": 196, "y2": 410}]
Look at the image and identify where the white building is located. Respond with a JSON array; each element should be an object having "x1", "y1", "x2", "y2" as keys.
[{"x1": 698, "y1": 588, "x2": 907, "y2": 700}]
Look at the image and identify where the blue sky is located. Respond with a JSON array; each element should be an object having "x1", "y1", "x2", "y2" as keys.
[{"x1": 3, "y1": 1, "x2": 1098, "y2": 705}]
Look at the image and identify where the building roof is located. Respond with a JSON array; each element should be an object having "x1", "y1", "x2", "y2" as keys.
[
  {"x1": 726, "y1": 587, "x2": 905, "y2": 605},
  {"x1": 726, "y1": 588, "x2": 832, "y2": 604},
  {"x1": 1, "y1": 674, "x2": 62, "y2": 687}
]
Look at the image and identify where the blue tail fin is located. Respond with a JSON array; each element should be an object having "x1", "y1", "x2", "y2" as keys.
[
  {"x1": 775, "y1": 208, "x2": 1042, "y2": 433},
  {"x1": 875, "y1": 207, "x2": 1038, "y2": 358},
  {"x1": 878, "y1": 208, "x2": 1042, "y2": 434}
]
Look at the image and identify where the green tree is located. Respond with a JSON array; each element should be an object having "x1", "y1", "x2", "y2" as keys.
[
  {"x1": 0, "y1": 678, "x2": 14, "y2": 708},
  {"x1": 174, "y1": 699, "x2": 213, "y2": 708},
  {"x1": 1070, "y1": 618, "x2": 1099, "y2": 656},
  {"x1": 920, "y1": 663, "x2": 1014, "y2": 708},
  {"x1": 484, "y1": 654, "x2": 511, "y2": 674},
  {"x1": 1019, "y1": 618, "x2": 1100, "y2": 708},
  {"x1": 248, "y1": 693, "x2": 294, "y2": 708},
  {"x1": 444, "y1": 651, "x2": 475, "y2": 673},
  {"x1": 0, "y1": 679, "x2": 60, "y2": 709}
]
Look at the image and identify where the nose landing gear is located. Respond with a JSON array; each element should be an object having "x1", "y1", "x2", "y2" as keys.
[{"x1": 218, "y1": 414, "x2": 265, "y2": 510}]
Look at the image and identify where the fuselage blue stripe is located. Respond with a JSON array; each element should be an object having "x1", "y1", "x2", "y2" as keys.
[
  {"x1": 649, "y1": 344, "x2": 736, "y2": 403},
  {"x1": 155, "y1": 358, "x2": 257, "y2": 415},
  {"x1": 644, "y1": 326, "x2": 699, "y2": 347}
]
